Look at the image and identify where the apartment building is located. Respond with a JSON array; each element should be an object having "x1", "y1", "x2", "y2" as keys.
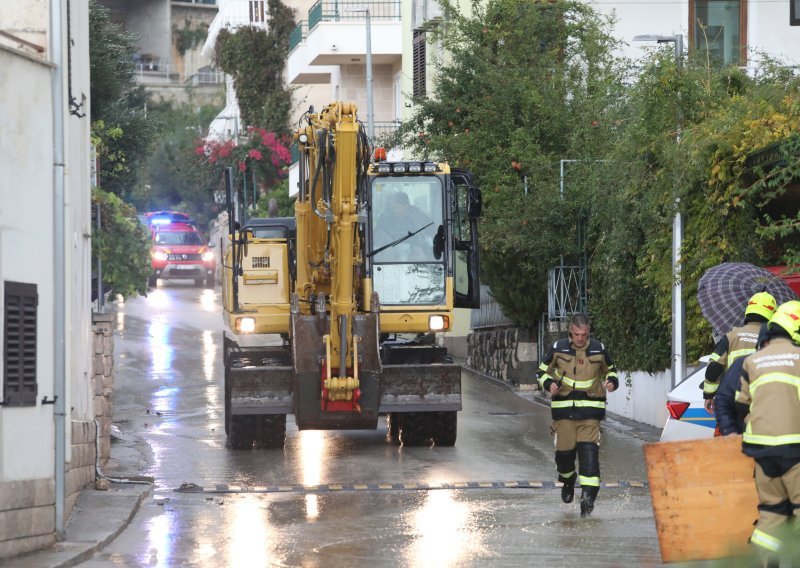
[{"x1": 98, "y1": 0, "x2": 224, "y2": 104}]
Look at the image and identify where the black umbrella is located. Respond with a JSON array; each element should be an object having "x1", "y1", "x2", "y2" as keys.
[{"x1": 697, "y1": 262, "x2": 798, "y2": 337}]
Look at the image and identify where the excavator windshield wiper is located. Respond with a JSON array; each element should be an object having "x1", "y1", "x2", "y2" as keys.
[{"x1": 367, "y1": 221, "x2": 434, "y2": 258}]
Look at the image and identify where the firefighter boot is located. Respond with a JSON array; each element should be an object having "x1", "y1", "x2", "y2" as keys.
[
  {"x1": 577, "y1": 442, "x2": 600, "y2": 517},
  {"x1": 580, "y1": 486, "x2": 599, "y2": 517},
  {"x1": 555, "y1": 449, "x2": 577, "y2": 503}
]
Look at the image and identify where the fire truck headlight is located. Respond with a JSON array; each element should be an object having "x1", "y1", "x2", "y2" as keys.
[
  {"x1": 237, "y1": 317, "x2": 256, "y2": 333},
  {"x1": 201, "y1": 251, "x2": 215, "y2": 262},
  {"x1": 428, "y1": 315, "x2": 449, "y2": 331},
  {"x1": 152, "y1": 250, "x2": 169, "y2": 261}
]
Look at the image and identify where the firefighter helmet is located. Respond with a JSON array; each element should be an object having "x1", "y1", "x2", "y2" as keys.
[
  {"x1": 768, "y1": 300, "x2": 800, "y2": 344},
  {"x1": 745, "y1": 292, "x2": 777, "y2": 321}
]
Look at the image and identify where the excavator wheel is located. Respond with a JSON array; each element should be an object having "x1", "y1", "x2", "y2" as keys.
[
  {"x1": 228, "y1": 415, "x2": 256, "y2": 450},
  {"x1": 432, "y1": 411, "x2": 457, "y2": 447},
  {"x1": 399, "y1": 412, "x2": 432, "y2": 447},
  {"x1": 256, "y1": 415, "x2": 286, "y2": 449},
  {"x1": 387, "y1": 413, "x2": 401, "y2": 444}
]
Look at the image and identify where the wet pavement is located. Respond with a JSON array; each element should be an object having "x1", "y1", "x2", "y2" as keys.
[{"x1": 10, "y1": 282, "x2": 669, "y2": 567}]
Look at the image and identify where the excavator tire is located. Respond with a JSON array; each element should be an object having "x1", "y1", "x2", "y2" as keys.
[
  {"x1": 256, "y1": 415, "x2": 286, "y2": 449},
  {"x1": 399, "y1": 412, "x2": 432, "y2": 447},
  {"x1": 432, "y1": 411, "x2": 457, "y2": 447},
  {"x1": 228, "y1": 415, "x2": 256, "y2": 450},
  {"x1": 387, "y1": 413, "x2": 401, "y2": 444}
]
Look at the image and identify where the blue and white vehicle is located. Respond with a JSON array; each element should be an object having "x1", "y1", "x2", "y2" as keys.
[{"x1": 660, "y1": 356, "x2": 717, "y2": 442}]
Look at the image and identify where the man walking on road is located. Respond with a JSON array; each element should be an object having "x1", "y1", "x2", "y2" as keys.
[
  {"x1": 737, "y1": 300, "x2": 800, "y2": 564},
  {"x1": 537, "y1": 313, "x2": 619, "y2": 517}
]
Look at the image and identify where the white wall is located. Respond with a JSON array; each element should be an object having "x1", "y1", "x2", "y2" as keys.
[
  {"x1": 0, "y1": 0, "x2": 93, "y2": 482},
  {"x1": 606, "y1": 369, "x2": 671, "y2": 429},
  {"x1": 0, "y1": 47, "x2": 57, "y2": 481},
  {"x1": 65, "y1": 0, "x2": 93, "y2": 423}
]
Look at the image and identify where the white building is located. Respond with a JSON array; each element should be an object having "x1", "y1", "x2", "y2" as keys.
[{"x1": 0, "y1": 0, "x2": 95, "y2": 558}]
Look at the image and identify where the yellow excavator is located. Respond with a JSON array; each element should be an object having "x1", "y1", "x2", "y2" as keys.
[{"x1": 221, "y1": 102, "x2": 481, "y2": 449}]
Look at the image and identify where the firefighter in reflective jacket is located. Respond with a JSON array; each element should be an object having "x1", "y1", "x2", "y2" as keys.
[
  {"x1": 703, "y1": 291, "x2": 777, "y2": 412},
  {"x1": 737, "y1": 300, "x2": 800, "y2": 563},
  {"x1": 537, "y1": 313, "x2": 619, "y2": 517}
]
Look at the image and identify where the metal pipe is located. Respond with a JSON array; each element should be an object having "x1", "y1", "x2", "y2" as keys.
[
  {"x1": 96, "y1": 202, "x2": 103, "y2": 313},
  {"x1": 365, "y1": 8, "x2": 373, "y2": 139},
  {"x1": 50, "y1": 0, "x2": 67, "y2": 539}
]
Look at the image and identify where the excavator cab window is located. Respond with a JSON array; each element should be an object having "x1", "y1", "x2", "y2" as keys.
[
  {"x1": 369, "y1": 176, "x2": 446, "y2": 305},
  {"x1": 451, "y1": 170, "x2": 481, "y2": 309}
]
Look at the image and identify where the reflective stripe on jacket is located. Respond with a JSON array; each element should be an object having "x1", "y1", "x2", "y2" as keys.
[{"x1": 537, "y1": 338, "x2": 618, "y2": 421}]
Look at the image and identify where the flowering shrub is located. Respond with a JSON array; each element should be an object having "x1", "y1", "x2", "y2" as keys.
[{"x1": 196, "y1": 126, "x2": 291, "y2": 188}]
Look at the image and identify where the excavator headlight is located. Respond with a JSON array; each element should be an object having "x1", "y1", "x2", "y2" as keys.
[
  {"x1": 393, "y1": 163, "x2": 407, "y2": 173},
  {"x1": 428, "y1": 315, "x2": 450, "y2": 331},
  {"x1": 236, "y1": 317, "x2": 256, "y2": 333},
  {"x1": 424, "y1": 163, "x2": 438, "y2": 173},
  {"x1": 408, "y1": 163, "x2": 422, "y2": 173},
  {"x1": 377, "y1": 164, "x2": 391, "y2": 174},
  {"x1": 298, "y1": 133, "x2": 308, "y2": 144}
]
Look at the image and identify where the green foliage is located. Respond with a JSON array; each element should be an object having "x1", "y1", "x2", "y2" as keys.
[
  {"x1": 214, "y1": 0, "x2": 295, "y2": 134},
  {"x1": 396, "y1": 0, "x2": 626, "y2": 325},
  {"x1": 135, "y1": 100, "x2": 225, "y2": 229},
  {"x1": 173, "y1": 19, "x2": 208, "y2": 55},
  {"x1": 399, "y1": 0, "x2": 800, "y2": 371},
  {"x1": 92, "y1": 187, "x2": 151, "y2": 299},
  {"x1": 592, "y1": 50, "x2": 800, "y2": 369},
  {"x1": 253, "y1": 179, "x2": 295, "y2": 218},
  {"x1": 89, "y1": 1, "x2": 157, "y2": 200},
  {"x1": 88, "y1": 0, "x2": 137, "y2": 121}
]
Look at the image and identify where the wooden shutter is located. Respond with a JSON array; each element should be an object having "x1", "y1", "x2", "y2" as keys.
[
  {"x1": 412, "y1": 29, "x2": 426, "y2": 99},
  {"x1": 3, "y1": 281, "x2": 38, "y2": 406}
]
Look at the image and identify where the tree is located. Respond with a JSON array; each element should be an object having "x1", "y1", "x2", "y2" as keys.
[
  {"x1": 214, "y1": 0, "x2": 296, "y2": 135},
  {"x1": 89, "y1": 0, "x2": 156, "y2": 200},
  {"x1": 396, "y1": 0, "x2": 626, "y2": 326},
  {"x1": 92, "y1": 188, "x2": 151, "y2": 299}
]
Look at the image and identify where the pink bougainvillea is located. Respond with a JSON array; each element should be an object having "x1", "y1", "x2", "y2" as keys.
[{"x1": 195, "y1": 126, "x2": 292, "y2": 189}]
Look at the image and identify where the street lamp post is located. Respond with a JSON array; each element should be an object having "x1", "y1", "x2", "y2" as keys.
[
  {"x1": 346, "y1": 7, "x2": 374, "y2": 139},
  {"x1": 633, "y1": 33, "x2": 685, "y2": 388}
]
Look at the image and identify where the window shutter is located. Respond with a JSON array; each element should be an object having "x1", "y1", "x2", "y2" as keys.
[
  {"x1": 4, "y1": 282, "x2": 38, "y2": 406},
  {"x1": 412, "y1": 30, "x2": 426, "y2": 99}
]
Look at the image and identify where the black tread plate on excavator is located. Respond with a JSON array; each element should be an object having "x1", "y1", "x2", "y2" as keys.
[{"x1": 379, "y1": 363, "x2": 462, "y2": 412}]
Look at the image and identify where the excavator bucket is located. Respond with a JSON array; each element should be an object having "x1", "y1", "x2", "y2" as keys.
[{"x1": 644, "y1": 435, "x2": 758, "y2": 563}]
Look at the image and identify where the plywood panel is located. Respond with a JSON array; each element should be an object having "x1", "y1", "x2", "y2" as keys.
[{"x1": 644, "y1": 435, "x2": 759, "y2": 563}]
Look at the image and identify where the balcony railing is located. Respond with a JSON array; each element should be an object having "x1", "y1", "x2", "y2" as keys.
[
  {"x1": 134, "y1": 60, "x2": 224, "y2": 85},
  {"x1": 289, "y1": 20, "x2": 308, "y2": 52},
  {"x1": 308, "y1": 0, "x2": 400, "y2": 31}
]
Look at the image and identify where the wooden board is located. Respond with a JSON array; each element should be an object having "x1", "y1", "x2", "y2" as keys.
[{"x1": 644, "y1": 435, "x2": 759, "y2": 563}]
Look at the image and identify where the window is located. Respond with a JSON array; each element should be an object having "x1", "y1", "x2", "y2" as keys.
[
  {"x1": 413, "y1": 29, "x2": 426, "y2": 99},
  {"x1": 3, "y1": 282, "x2": 38, "y2": 407},
  {"x1": 250, "y1": 0, "x2": 266, "y2": 23},
  {"x1": 690, "y1": 0, "x2": 747, "y2": 65},
  {"x1": 792, "y1": 0, "x2": 800, "y2": 25}
]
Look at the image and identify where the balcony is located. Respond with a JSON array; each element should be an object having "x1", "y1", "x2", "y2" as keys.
[{"x1": 288, "y1": 0, "x2": 401, "y2": 85}]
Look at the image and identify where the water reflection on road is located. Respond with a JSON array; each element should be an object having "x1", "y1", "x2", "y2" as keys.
[{"x1": 89, "y1": 284, "x2": 663, "y2": 568}]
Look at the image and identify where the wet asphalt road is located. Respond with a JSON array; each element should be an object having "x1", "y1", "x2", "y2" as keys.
[{"x1": 81, "y1": 282, "x2": 664, "y2": 567}]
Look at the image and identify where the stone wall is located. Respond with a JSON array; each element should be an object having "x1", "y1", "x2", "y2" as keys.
[
  {"x1": 466, "y1": 327, "x2": 539, "y2": 386},
  {"x1": 92, "y1": 312, "x2": 114, "y2": 465}
]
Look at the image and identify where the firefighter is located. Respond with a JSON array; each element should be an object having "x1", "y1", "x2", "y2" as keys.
[
  {"x1": 737, "y1": 300, "x2": 800, "y2": 564},
  {"x1": 703, "y1": 291, "x2": 777, "y2": 412},
  {"x1": 713, "y1": 324, "x2": 768, "y2": 436},
  {"x1": 537, "y1": 313, "x2": 619, "y2": 517}
]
